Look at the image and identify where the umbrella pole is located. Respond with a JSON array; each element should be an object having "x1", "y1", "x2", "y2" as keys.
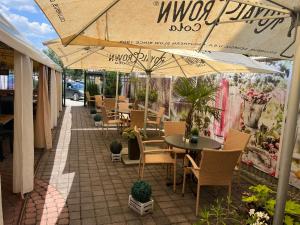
[
  {"x1": 273, "y1": 20, "x2": 300, "y2": 225},
  {"x1": 115, "y1": 71, "x2": 119, "y2": 110},
  {"x1": 143, "y1": 71, "x2": 151, "y2": 133}
]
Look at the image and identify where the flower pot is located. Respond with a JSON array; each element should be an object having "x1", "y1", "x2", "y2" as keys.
[
  {"x1": 94, "y1": 121, "x2": 101, "y2": 127},
  {"x1": 111, "y1": 153, "x2": 121, "y2": 162},
  {"x1": 190, "y1": 136, "x2": 198, "y2": 144},
  {"x1": 128, "y1": 195, "x2": 153, "y2": 215},
  {"x1": 128, "y1": 138, "x2": 140, "y2": 160}
]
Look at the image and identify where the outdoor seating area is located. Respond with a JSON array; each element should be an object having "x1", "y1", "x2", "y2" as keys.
[{"x1": 1, "y1": 0, "x2": 300, "y2": 224}]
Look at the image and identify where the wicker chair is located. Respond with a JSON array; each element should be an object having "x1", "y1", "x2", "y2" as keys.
[
  {"x1": 100, "y1": 106, "x2": 123, "y2": 136},
  {"x1": 95, "y1": 95, "x2": 103, "y2": 108},
  {"x1": 85, "y1": 91, "x2": 95, "y2": 107},
  {"x1": 118, "y1": 95, "x2": 127, "y2": 102},
  {"x1": 182, "y1": 149, "x2": 242, "y2": 216},
  {"x1": 134, "y1": 126, "x2": 177, "y2": 192},
  {"x1": 164, "y1": 121, "x2": 186, "y2": 156},
  {"x1": 104, "y1": 98, "x2": 116, "y2": 112},
  {"x1": 130, "y1": 110, "x2": 144, "y2": 129},
  {"x1": 147, "y1": 107, "x2": 165, "y2": 135}
]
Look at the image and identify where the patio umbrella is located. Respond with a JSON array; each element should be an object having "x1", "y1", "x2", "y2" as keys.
[
  {"x1": 35, "y1": 0, "x2": 297, "y2": 59},
  {"x1": 44, "y1": 39, "x2": 278, "y2": 132}
]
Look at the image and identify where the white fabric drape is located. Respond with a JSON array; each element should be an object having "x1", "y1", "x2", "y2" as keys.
[
  {"x1": 50, "y1": 69, "x2": 57, "y2": 128},
  {"x1": 13, "y1": 50, "x2": 34, "y2": 194},
  {"x1": 34, "y1": 65, "x2": 52, "y2": 150},
  {"x1": 56, "y1": 71, "x2": 62, "y2": 112}
]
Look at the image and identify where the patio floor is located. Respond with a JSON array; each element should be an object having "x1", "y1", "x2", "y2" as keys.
[{"x1": 20, "y1": 104, "x2": 255, "y2": 225}]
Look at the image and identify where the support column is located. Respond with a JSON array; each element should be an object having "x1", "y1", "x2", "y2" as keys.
[
  {"x1": 63, "y1": 71, "x2": 66, "y2": 107},
  {"x1": 273, "y1": 18, "x2": 300, "y2": 225},
  {"x1": 84, "y1": 71, "x2": 87, "y2": 107},
  {"x1": 115, "y1": 71, "x2": 119, "y2": 109},
  {"x1": 143, "y1": 72, "x2": 151, "y2": 132}
]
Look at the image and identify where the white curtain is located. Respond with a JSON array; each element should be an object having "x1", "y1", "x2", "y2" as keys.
[
  {"x1": 50, "y1": 69, "x2": 57, "y2": 128},
  {"x1": 13, "y1": 50, "x2": 34, "y2": 194}
]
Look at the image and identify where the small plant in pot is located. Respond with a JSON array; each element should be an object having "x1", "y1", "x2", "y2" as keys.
[
  {"x1": 110, "y1": 140, "x2": 122, "y2": 162},
  {"x1": 94, "y1": 114, "x2": 102, "y2": 127},
  {"x1": 122, "y1": 128, "x2": 140, "y2": 160},
  {"x1": 129, "y1": 180, "x2": 153, "y2": 215},
  {"x1": 190, "y1": 127, "x2": 199, "y2": 143}
]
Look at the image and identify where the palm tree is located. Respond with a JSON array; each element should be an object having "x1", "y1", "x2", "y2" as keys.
[{"x1": 173, "y1": 77, "x2": 221, "y2": 135}]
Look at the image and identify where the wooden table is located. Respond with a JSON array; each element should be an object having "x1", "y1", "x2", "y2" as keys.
[{"x1": 0, "y1": 115, "x2": 14, "y2": 125}]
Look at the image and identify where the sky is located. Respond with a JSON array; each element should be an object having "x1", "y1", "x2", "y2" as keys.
[{"x1": 0, "y1": 0, "x2": 58, "y2": 50}]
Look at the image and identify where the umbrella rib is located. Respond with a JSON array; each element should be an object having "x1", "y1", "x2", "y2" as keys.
[
  {"x1": 201, "y1": 60, "x2": 222, "y2": 75},
  {"x1": 59, "y1": 47, "x2": 93, "y2": 59},
  {"x1": 172, "y1": 55, "x2": 187, "y2": 77},
  {"x1": 64, "y1": 47, "x2": 103, "y2": 68},
  {"x1": 264, "y1": 0, "x2": 293, "y2": 11},
  {"x1": 130, "y1": 48, "x2": 142, "y2": 72},
  {"x1": 149, "y1": 52, "x2": 167, "y2": 71},
  {"x1": 151, "y1": 56, "x2": 177, "y2": 71},
  {"x1": 125, "y1": 48, "x2": 147, "y2": 71},
  {"x1": 197, "y1": 0, "x2": 230, "y2": 52},
  {"x1": 64, "y1": 0, "x2": 120, "y2": 46}
]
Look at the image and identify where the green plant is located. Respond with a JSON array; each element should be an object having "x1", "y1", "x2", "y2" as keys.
[
  {"x1": 90, "y1": 109, "x2": 97, "y2": 114},
  {"x1": 191, "y1": 127, "x2": 199, "y2": 136},
  {"x1": 86, "y1": 82, "x2": 100, "y2": 96},
  {"x1": 136, "y1": 89, "x2": 158, "y2": 103},
  {"x1": 93, "y1": 114, "x2": 102, "y2": 122},
  {"x1": 195, "y1": 197, "x2": 245, "y2": 225},
  {"x1": 110, "y1": 141, "x2": 122, "y2": 154},
  {"x1": 131, "y1": 180, "x2": 152, "y2": 203},
  {"x1": 173, "y1": 77, "x2": 221, "y2": 135},
  {"x1": 242, "y1": 185, "x2": 300, "y2": 224},
  {"x1": 104, "y1": 71, "x2": 122, "y2": 97},
  {"x1": 122, "y1": 128, "x2": 137, "y2": 139}
]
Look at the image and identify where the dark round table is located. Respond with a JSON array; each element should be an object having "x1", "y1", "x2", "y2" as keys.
[{"x1": 164, "y1": 134, "x2": 221, "y2": 151}]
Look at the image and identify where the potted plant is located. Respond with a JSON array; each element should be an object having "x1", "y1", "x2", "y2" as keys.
[
  {"x1": 110, "y1": 140, "x2": 122, "y2": 162},
  {"x1": 128, "y1": 180, "x2": 153, "y2": 215},
  {"x1": 122, "y1": 128, "x2": 140, "y2": 160},
  {"x1": 190, "y1": 127, "x2": 199, "y2": 143},
  {"x1": 93, "y1": 114, "x2": 102, "y2": 127},
  {"x1": 90, "y1": 108, "x2": 97, "y2": 118}
]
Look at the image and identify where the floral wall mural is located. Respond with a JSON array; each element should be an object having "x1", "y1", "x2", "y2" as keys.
[{"x1": 132, "y1": 60, "x2": 300, "y2": 189}]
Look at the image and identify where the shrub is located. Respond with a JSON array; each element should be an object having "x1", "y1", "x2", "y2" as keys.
[
  {"x1": 110, "y1": 141, "x2": 122, "y2": 154},
  {"x1": 86, "y1": 82, "x2": 100, "y2": 96},
  {"x1": 191, "y1": 127, "x2": 199, "y2": 136},
  {"x1": 94, "y1": 114, "x2": 102, "y2": 122},
  {"x1": 131, "y1": 180, "x2": 152, "y2": 203}
]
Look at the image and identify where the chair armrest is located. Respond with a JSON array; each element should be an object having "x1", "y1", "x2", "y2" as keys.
[
  {"x1": 202, "y1": 147, "x2": 218, "y2": 151},
  {"x1": 184, "y1": 154, "x2": 199, "y2": 170},
  {"x1": 143, "y1": 140, "x2": 165, "y2": 144},
  {"x1": 144, "y1": 149, "x2": 172, "y2": 154}
]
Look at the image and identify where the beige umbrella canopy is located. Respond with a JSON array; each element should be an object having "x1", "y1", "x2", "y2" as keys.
[
  {"x1": 36, "y1": 0, "x2": 298, "y2": 59},
  {"x1": 45, "y1": 38, "x2": 278, "y2": 132}
]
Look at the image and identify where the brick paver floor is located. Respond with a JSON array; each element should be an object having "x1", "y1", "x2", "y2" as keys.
[{"x1": 21, "y1": 105, "x2": 250, "y2": 225}]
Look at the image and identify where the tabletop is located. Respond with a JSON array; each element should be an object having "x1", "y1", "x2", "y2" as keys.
[
  {"x1": 164, "y1": 134, "x2": 221, "y2": 151},
  {"x1": 0, "y1": 115, "x2": 14, "y2": 125}
]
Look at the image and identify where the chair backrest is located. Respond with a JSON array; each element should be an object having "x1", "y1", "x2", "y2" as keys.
[
  {"x1": 99, "y1": 106, "x2": 109, "y2": 123},
  {"x1": 130, "y1": 110, "x2": 144, "y2": 129},
  {"x1": 104, "y1": 98, "x2": 116, "y2": 111},
  {"x1": 85, "y1": 91, "x2": 91, "y2": 100},
  {"x1": 134, "y1": 126, "x2": 145, "y2": 161},
  {"x1": 223, "y1": 129, "x2": 251, "y2": 151},
  {"x1": 199, "y1": 149, "x2": 242, "y2": 185},
  {"x1": 95, "y1": 95, "x2": 103, "y2": 108},
  {"x1": 118, "y1": 102, "x2": 130, "y2": 112},
  {"x1": 156, "y1": 107, "x2": 165, "y2": 123},
  {"x1": 164, "y1": 121, "x2": 186, "y2": 136},
  {"x1": 118, "y1": 95, "x2": 127, "y2": 102}
]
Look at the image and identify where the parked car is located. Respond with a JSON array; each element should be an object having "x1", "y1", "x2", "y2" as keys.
[{"x1": 66, "y1": 82, "x2": 84, "y2": 101}]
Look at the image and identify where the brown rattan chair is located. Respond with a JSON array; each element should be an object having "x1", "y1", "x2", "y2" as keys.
[
  {"x1": 118, "y1": 95, "x2": 127, "y2": 102},
  {"x1": 147, "y1": 107, "x2": 165, "y2": 135},
  {"x1": 164, "y1": 121, "x2": 186, "y2": 156},
  {"x1": 95, "y1": 95, "x2": 103, "y2": 109},
  {"x1": 104, "y1": 98, "x2": 116, "y2": 112},
  {"x1": 182, "y1": 149, "x2": 242, "y2": 216},
  {"x1": 134, "y1": 126, "x2": 177, "y2": 192},
  {"x1": 130, "y1": 110, "x2": 144, "y2": 129},
  {"x1": 100, "y1": 105, "x2": 123, "y2": 136},
  {"x1": 85, "y1": 91, "x2": 95, "y2": 107}
]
